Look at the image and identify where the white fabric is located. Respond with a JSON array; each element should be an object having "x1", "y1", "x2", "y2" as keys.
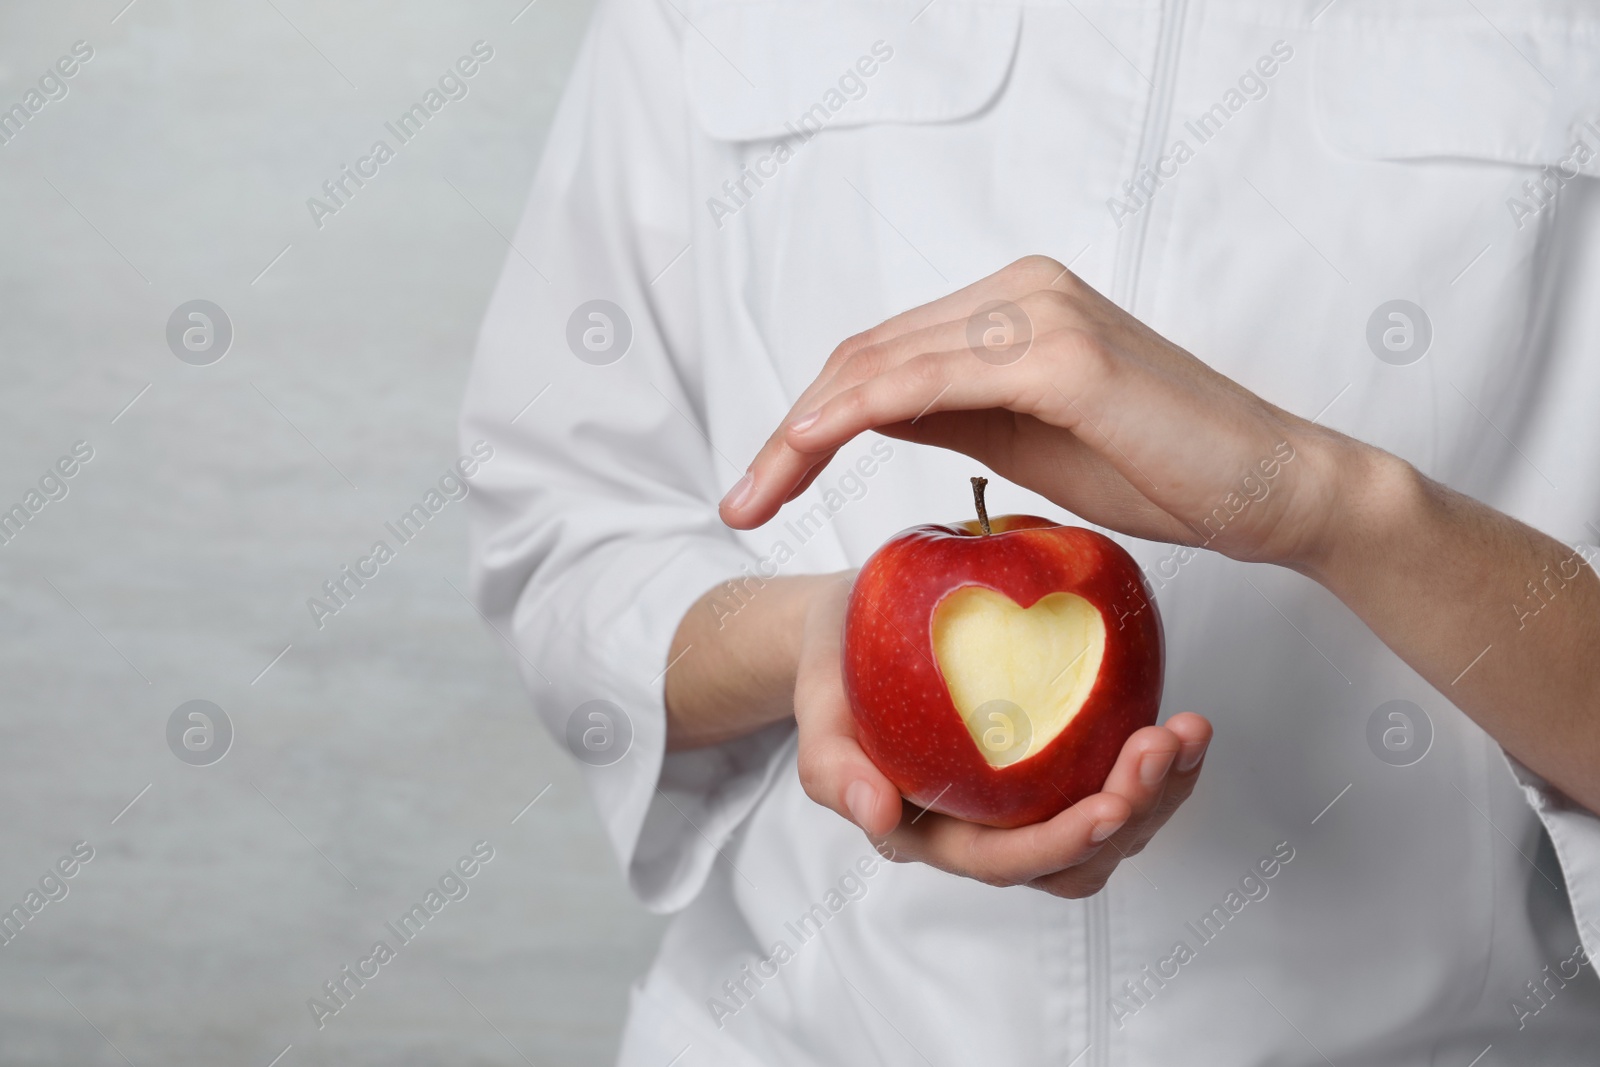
[{"x1": 462, "y1": 0, "x2": 1600, "y2": 1062}]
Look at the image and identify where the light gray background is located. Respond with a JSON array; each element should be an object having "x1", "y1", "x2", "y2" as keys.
[{"x1": 0, "y1": 2, "x2": 667, "y2": 1065}]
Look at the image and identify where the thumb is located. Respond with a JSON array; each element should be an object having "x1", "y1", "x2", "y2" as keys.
[{"x1": 794, "y1": 575, "x2": 903, "y2": 838}]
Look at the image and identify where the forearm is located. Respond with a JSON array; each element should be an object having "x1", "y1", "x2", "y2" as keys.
[
  {"x1": 1306, "y1": 442, "x2": 1600, "y2": 812},
  {"x1": 664, "y1": 572, "x2": 835, "y2": 751}
]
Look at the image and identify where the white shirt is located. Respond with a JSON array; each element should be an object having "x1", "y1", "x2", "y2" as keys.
[{"x1": 461, "y1": 0, "x2": 1600, "y2": 1063}]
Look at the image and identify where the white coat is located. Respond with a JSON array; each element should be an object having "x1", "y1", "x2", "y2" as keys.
[{"x1": 462, "y1": 0, "x2": 1600, "y2": 1062}]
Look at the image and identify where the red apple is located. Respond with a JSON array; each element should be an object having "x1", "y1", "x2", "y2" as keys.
[{"x1": 843, "y1": 478, "x2": 1164, "y2": 828}]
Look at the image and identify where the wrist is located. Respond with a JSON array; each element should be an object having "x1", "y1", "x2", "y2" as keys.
[
  {"x1": 666, "y1": 572, "x2": 831, "y2": 751},
  {"x1": 1294, "y1": 436, "x2": 1429, "y2": 594}
]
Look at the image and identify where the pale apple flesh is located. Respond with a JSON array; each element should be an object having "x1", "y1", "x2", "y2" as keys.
[{"x1": 931, "y1": 587, "x2": 1107, "y2": 768}]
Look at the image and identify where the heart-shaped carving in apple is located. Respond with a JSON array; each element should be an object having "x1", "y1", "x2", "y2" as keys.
[{"x1": 843, "y1": 478, "x2": 1165, "y2": 828}]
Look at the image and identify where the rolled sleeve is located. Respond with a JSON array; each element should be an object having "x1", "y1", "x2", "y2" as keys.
[{"x1": 582, "y1": 534, "x2": 797, "y2": 913}]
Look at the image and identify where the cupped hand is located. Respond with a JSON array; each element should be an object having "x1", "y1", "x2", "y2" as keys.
[
  {"x1": 722, "y1": 255, "x2": 1362, "y2": 574},
  {"x1": 795, "y1": 575, "x2": 1212, "y2": 898}
]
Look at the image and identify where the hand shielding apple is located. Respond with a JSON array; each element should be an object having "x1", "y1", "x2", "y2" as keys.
[{"x1": 720, "y1": 255, "x2": 1348, "y2": 573}]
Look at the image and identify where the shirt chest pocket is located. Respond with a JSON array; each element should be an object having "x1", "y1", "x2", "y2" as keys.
[
  {"x1": 680, "y1": 1, "x2": 1027, "y2": 397},
  {"x1": 1312, "y1": 8, "x2": 1600, "y2": 179},
  {"x1": 1291, "y1": 9, "x2": 1600, "y2": 480}
]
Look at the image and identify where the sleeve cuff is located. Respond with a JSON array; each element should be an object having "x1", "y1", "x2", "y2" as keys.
[
  {"x1": 1502, "y1": 750, "x2": 1600, "y2": 969},
  {"x1": 578, "y1": 538, "x2": 796, "y2": 914},
  {"x1": 632, "y1": 721, "x2": 797, "y2": 912}
]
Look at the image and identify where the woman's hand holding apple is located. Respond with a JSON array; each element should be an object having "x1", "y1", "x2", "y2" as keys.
[{"x1": 793, "y1": 573, "x2": 1211, "y2": 899}]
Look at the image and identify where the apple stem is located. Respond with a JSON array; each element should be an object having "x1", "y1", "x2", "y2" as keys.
[{"x1": 971, "y1": 476, "x2": 992, "y2": 536}]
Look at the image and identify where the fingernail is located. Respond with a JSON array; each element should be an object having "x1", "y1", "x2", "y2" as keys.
[
  {"x1": 845, "y1": 781, "x2": 874, "y2": 829},
  {"x1": 1175, "y1": 740, "x2": 1208, "y2": 774},
  {"x1": 1091, "y1": 815, "x2": 1127, "y2": 842},
  {"x1": 789, "y1": 410, "x2": 820, "y2": 433},
  {"x1": 1139, "y1": 749, "x2": 1176, "y2": 788},
  {"x1": 720, "y1": 472, "x2": 753, "y2": 510}
]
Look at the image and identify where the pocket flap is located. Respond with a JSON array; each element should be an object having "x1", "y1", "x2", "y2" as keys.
[
  {"x1": 684, "y1": 1, "x2": 1022, "y2": 142},
  {"x1": 1313, "y1": 12, "x2": 1600, "y2": 174}
]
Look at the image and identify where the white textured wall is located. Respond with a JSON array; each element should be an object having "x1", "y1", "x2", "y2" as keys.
[{"x1": 0, "y1": 3, "x2": 664, "y2": 1064}]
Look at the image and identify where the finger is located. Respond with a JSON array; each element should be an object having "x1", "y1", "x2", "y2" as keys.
[
  {"x1": 883, "y1": 789, "x2": 1132, "y2": 887},
  {"x1": 720, "y1": 321, "x2": 972, "y2": 530},
  {"x1": 1166, "y1": 712, "x2": 1214, "y2": 778},
  {"x1": 723, "y1": 446, "x2": 837, "y2": 527},
  {"x1": 785, "y1": 346, "x2": 1093, "y2": 462},
  {"x1": 781, "y1": 449, "x2": 839, "y2": 505},
  {"x1": 1025, "y1": 726, "x2": 1178, "y2": 884},
  {"x1": 782, "y1": 340, "x2": 1208, "y2": 548},
  {"x1": 719, "y1": 441, "x2": 816, "y2": 530},
  {"x1": 793, "y1": 575, "x2": 902, "y2": 838},
  {"x1": 826, "y1": 255, "x2": 1072, "y2": 359},
  {"x1": 1032, "y1": 715, "x2": 1213, "y2": 895},
  {"x1": 828, "y1": 318, "x2": 977, "y2": 392},
  {"x1": 1098, "y1": 724, "x2": 1185, "y2": 820},
  {"x1": 1027, "y1": 859, "x2": 1119, "y2": 899},
  {"x1": 1111, "y1": 713, "x2": 1212, "y2": 855}
]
